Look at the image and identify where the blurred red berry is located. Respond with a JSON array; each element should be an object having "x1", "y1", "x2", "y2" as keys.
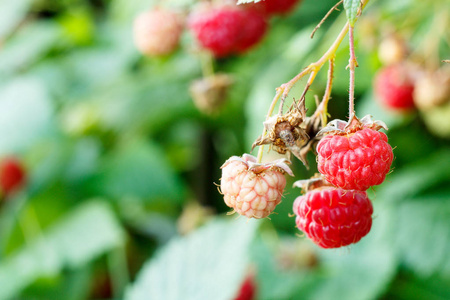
[
  {"x1": 293, "y1": 187, "x2": 373, "y2": 249},
  {"x1": 0, "y1": 157, "x2": 26, "y2": 197},
  {"x1": 234, "y1": 275, "x2": 256, "y2": 300},
  {"x1": 234, "y1": 9, "x2": 267, "y2": 53},
  {"x1": 317, "y1": 128, "x2": 394, "y2": 191},
  {"x1": 247, "y1": 0, "x2": 300, "y2": 16},
  {"x1": 133, "y1": 8, "x2": 183, "y2": 57},
  {"x1": 189, "y1": 4, "x2": 267, "y2": 57},
  {"x1": 374, "y1": 64, "x2": 415, "y2": 111}
]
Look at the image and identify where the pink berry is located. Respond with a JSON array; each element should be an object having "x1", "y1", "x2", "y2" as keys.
[
  {"x1": 316, "y1": 128, "x2": 394, "y2": 191},
  {"x1": 189, "y1": 5, "x2": 267, "y2": 57},
  {"x1": 374, "y1": 64, "x2": 415, "y2": 111},
  {"x1": 0, "y1": 157, "x2": 26, "y2": 197},
  {"x1": 133, "y1": 8, "x2": 183, "y2": 57},
  {"x1": 293, "y1": 187, "x2": 373, "y2": 249},
  {"x1": 220, "y1": 154, "x2": 293, "y2": 219}
]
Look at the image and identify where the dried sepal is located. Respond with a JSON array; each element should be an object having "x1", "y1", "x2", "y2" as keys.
[
  {"x1": 293, "y1": 174, "x2": 332, "y2": 193},
  {"x1": 317, "y1": 114, "x2": 388, "y2": 137},
  {"x1": 221, "y1": 153, "x2": 294, "y2": 176},
  {"x1": 252, "y1": 100, "x2": 323, "y2": 168}
]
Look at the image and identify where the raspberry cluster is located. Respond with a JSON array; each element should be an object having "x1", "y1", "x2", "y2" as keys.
[{"x1": 215, "y1": 0, "x2": 396, "y2": 250}]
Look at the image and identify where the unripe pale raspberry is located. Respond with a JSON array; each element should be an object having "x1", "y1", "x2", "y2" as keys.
[
  {"x1": 189, "y1": 5, "x2": 267, "y2": 57},
  {"x1": 0, "y1": 157, "x2": 26, "y2": 198},
  {"x1": 377, "y1": 35, "x2": 408, "y2": 66},
  {"x1": 413, "y1": 69, "x2": 450, "y2": 110},
  {"x1": 220, "y1": 154, "x2": 293, "y2": 219},
  {"x1": 317, "y1": 128, "x2": 393, "y2": 191},
  {"x1": 133, "y1": 9, "x2": 183, "y2": 57},
  {"x1": 374, "y1": 64, "x2": 415, "y2": 111},
  {"x1": 293, "y1": 187, "x2": 373, "y2": 249}
]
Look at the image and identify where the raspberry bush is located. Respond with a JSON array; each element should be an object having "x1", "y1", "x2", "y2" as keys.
[{"x1": 1, "y1": 0, "x2": 449, "y2": 299}]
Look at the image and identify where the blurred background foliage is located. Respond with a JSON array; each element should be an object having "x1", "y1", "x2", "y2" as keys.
[{"x1": 0, "y1": 0, "x2": 449, "y2": 299}]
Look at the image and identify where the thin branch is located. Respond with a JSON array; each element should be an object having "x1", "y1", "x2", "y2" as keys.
[
  {"x1": 348, "y1": 25, "x2": 358, "y2": 120},
  {"x1": 311, "y1": 0, "x2": 344, "y2": 39}
]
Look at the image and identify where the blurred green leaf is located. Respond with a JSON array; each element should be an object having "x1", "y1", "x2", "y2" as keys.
[
  {"x1": 375, "y1": 149, "x2": 450, "y2": 203},
  {"x1": 394, "y1": 194, "x2": 450, "y2": 278},
  {"x1": 0, "y1": 0, "x2": 32, "y2": 39},
  {"x1": 356, "y1": 89, "x2": 414, "y2": 129},
  {"x1": 0, "y1": 21, "x2": 62, "y2": 77},
  {"x1": 125, "y1": 218, "x2": 259, "y2": 300},
  {"x1": 0, "y1": 201, "x2": 124, "y2": 300},
  {"x1": 90, "y1": 140, "x2": 184, "y2": 202},
  {"x1": 252, "y1": 237, "x2": 316, "y2": 300},
  {"x1": 0, "y1": 77, "x2": 54, "y2": 155}
]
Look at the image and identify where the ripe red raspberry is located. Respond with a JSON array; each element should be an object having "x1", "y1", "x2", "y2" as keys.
[
  {"x1": 220, "y1": 154, "x2": 293, "y2": 219},
  {"x1": 374, "y1": 64, "x2": 415, "y2": 111},
  {"x1": 246, "y1": 0, "x2": 300, "y2": 16},
  {"x1": 189, "y1": 5, "x2": 267, "y2": 57},
  {"x1": 234, "y1": 9, "x2": 267, "y2": 53},
  {"x1": 234, "y1": 275, "x2": 256, "y2": 300},
  {"x1": 0, "y1": 157, "x2": 26, "y2": 197},
  {"x1": 293, "y1": 187, "x2": 373, "y2": 248},
  {"x1": 133, "y1": 8, "x2": 183, "y2": 57},
  {"x1": 317, "y1": 128, "x2": 393, "y2": 191}
]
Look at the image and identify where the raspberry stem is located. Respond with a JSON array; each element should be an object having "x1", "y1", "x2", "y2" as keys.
[
  {"x1": 256, "y1": 0, "x2": 369, "y2": 163},
  {"x1": 200, "y1": 52, "x2": 215, "y2": 77},
  {"x1": 315, "y1": 58, "x2": 335, "y2": 127},
  {"x1": 348, "y1": 25, "x2": 357, "y2": 120}
]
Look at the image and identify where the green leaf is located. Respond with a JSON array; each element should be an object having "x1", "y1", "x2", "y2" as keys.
[
  {"x1": 0, "y1": 21, "x2": 62, "y2": 77},
  {"x1": 0, "y1": 77, "x2": 54, "y2": 155},
  {"x1": 90, "y1": 140, "x2": 183, "y2": 202},
  {"x1": 125, "y1": 218, "x2": 259, "y2": 300},
  {"x1": 343, "y1": 0, "x2": 361, "y2": 26},
  {"x1": 375, "y1": 149, "x2": 450, "y2": 203},
  {"x1": 252, "y1": 237, "x2": 317, "y2": 300},
  {"x1": 0, "y1": 0, "x2": 32, "y2": 39},
  {"x1": 0, "y1": 201, "x2": 124, "y2": 300},
  {"x1": 394, "y1": 195, "x2": 450, "y2": 278}
]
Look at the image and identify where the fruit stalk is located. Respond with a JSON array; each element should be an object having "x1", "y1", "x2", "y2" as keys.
[{"x1": 348, "y1": 25, "x2": 357, "y2": 120}]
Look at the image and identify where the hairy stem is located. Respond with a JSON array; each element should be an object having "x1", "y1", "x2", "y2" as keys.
[
  {"x1": 348, "y1": 25, "x2": 357, "y2": 120},
  {"x1": 314, "y1": 58, "x2": 335, "y2": 127}
]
